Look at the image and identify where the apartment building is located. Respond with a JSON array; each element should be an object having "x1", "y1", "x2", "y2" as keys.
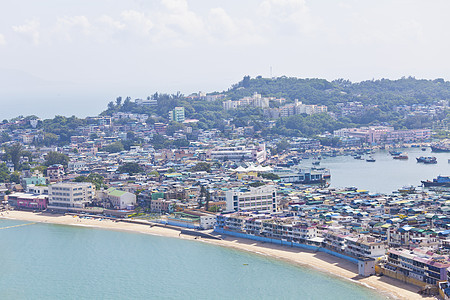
[
  {"x1": 225, "y1": 185, "x2": 277, "y2": 213},
  {"x1": 207, "y1": 143, "x2": 267, "y2": 163},
  {"x1": 385, "y1": 248, "x2": 450, "y2": 285},
  {"x1": 47, "y1": 182, "x2": 95, "y2": 211}
]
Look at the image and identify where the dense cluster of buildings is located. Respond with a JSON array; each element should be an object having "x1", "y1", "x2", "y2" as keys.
[
  {"x1": 334, "y1": 126, "x2": 431, "y2": 144},
  {"x1": 0, "y1": 91, "x2": 449, "y2": 295}
]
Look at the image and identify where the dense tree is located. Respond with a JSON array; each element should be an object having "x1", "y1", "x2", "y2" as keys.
[
  {"x1": 117, "y1": 162, "x2": 143, "y2": 175},
  {"x1": 190, "y1": 162, "x2": 211, "y2": 173},
  {"x1": 44, "y1": 151, "x2": 70, "y2": 167},
  {"x1": 0, "y1": 163, "x2": 10, "y2": 182},
  {"x1": 4, "y1": 143, "x2": 23, "y2": 170},
  {"x1": 73, "y1": 173, "x2": 105, "y2": 189},
  {"x1": 102, "y1": 141, "x2": 125, "y2": 153}
]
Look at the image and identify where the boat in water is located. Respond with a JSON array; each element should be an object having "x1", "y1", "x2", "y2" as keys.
[
  {"x1": 416, "y1": 156, "x2": 437, "y2": 164},
  {"x1": 421, "y1": 175, "x2": 450, "y2": 187},
  {"x1": 398, "y1": 185, "x2": 416, "y2": 194},
  {"x1": 366, "y1": 156, "x2": 376, "y2": 162},
  {"x1": 393, "y1": 154, "x2": 408, "y2": 160},
  {"x1": 431, "y1": 141, "x2": 450, "y2": 153},
  {"x1": 389, "y1": 150, "x2": 402, "y2": 156}
]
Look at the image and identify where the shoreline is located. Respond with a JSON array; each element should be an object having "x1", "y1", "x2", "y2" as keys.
[{"x1": 0, "y1": 210, "x2": 433, "y2": 300}]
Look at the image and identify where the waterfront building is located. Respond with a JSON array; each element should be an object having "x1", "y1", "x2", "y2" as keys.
[
  {"x1": 384, "y1": 248, "x2": 450, "y2": 285},
  {"x1": 7, "y1": 192, "x2": 48, "y2": 210},
  {"x1": 47, "y1": 182, "x2": 95, "y2": 211},
  {"x1": 333, "y1": 126, "x2": 431, "y2": 144},
  {"x1": 102, "y1": 187, "x2": 136, "y2": 210},
  {"x1": 225, "y1": 185, "x2": 277, "y2": 213},
  {"x1": 271, "y1": 167, "x2": 324, "y2": 184}
]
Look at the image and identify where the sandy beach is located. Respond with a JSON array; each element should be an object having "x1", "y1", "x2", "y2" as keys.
[{"x1": 0, "y1": 210, "x2": 433, "y2": 300}]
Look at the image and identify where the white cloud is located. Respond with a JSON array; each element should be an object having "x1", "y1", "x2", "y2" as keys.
[
  {"x1": 121, "y1": 10, "x2": 154, "y2": 36},
  {"x1": 12, "y1": 19, "x2": 40, "y2": 45},
  {"x1": 158, "y1": 0, "x2": 205, "y2": 40},
  {"x1": 53, "y1": 16, "x2": 91, "y2": 42},
  {"x1": 0, "y1": 34, "x2": 6, "y2": 45},
  {"x1": 258, "y1": 0, "x2": 321, "y2": 35},
  {"x1": 98, "y1": 15, "x2": 125, "y2": 31}
]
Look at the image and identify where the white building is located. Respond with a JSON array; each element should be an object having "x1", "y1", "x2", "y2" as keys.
[
  {"x1": 207, "y1": 143, "x2": 267, "y2": 163},
  {"x1": 200, "y1": 215, "x2": 216, "y2": 230},
  {"x1": 226, "y1": 185, "x2": 277, "y2": 213},
  {"x1": 102, "y1": 187, "x2": 136, "y2": 210},
  {"x1": 48, "y1": 182, "x2": 95, "y2": 211}
]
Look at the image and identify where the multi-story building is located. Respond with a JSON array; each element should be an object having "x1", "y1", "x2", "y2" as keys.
[
  {"x1": 169, "y1": 107, "x2": 185, "y2": 123},
  {"x1": 7, "y1": 192, "x2": 48, "y2": 210},
  {"x1": 102, "y1": 187, "x2": 136, "y2": 210},
  {"x1": 225, "y1": 185, "x2": 277, "y2": 213},
  {"x1": 385, "y1": 248, "x2": 450, "y2": 285},
  {"x1": 334, "y1": 126, "x2": 431, "y2": 144},
  {"x1": 47, "y1": 182, "x2": 95, "y2": 211},
  {"x1": 207, "y1": 143, "x2": 267, "y2": 163},
  {"x1": 46, "y1": 164, "x2": 65, "y2": 183}
]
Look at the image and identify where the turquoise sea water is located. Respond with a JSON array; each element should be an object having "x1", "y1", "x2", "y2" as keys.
[{"x1": 0, "y1": 219, "x2": 386, "y2": 299}]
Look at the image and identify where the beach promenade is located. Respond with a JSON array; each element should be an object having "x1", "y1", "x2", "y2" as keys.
[{"x1": 0, "y1": 210, "x2": 433, "y2": 300}]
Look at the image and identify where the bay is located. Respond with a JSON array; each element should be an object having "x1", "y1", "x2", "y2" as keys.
[
  {"x1": 307, "y1": 147, "x2": 450, "y2": 194},
  {"x1": 0, "y1": 219, "x2": 385, "y2": 299}
]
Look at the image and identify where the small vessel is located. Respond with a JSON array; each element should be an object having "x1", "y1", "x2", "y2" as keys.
[
  {"x1": 366, "y1": 156, "x2": 376, "y2": 162},
  {"x1": 421, "y1": 175, "x2": 450, "y2": 187},
  {"x1": 398, "y1": 185, "x2": 416, "y2": 194},
  {"x1": 416, "y1": 156, "x2": 437, "y2": 164},
  {"x1": 421, "y1": 148, "x2": 426, "y2": 151},
  {"x1": 389, "y1": 150, "x2": 402, "y2": 156},
  {"x1": 312, "y1": 161, "x2": 320, "y2": 165},
  {"x1": 431, "y1": 141, "x2": 450, "y2": 153},
  {"x1": 393, "y1": 154, "x2": 408, "y2": 160},
  {"x1": 353, "y1": 155, "x2": 362, "y2": 159}
]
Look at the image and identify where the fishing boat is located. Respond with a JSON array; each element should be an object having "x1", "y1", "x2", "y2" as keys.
[
  {"x1": 416, "y1": 156, "x2": 437, "y2": 164},
  {"x1": 393, "y1": 154, "x2": 408, "y2": 160},
  {"x1": 389, "y1": 150, "x2": 402, "y2": 156},
  {"x1": 421, "y1": 147, "x2": 426, "y2": 151},
  {"x1": 398, "y1": 185, "x2": 416, "y2": 194},
  {"x1": 431, "y1": 141, "x2": 450, "y2": 153},
  {"x1": 366, "y1": 156, "x2": 376, "y2": 162},
  {"x1": 353, "y1": 155, "x2": 362, "y2": 159},
  {"x1": 421, "y1": 175, "x2": 450, "y2": 187},
  {"x1": 312, "y1": 161, "x2": 320, "y2": 165}
]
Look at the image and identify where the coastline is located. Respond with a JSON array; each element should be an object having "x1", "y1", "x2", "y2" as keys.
[{"x1": 0, "y1": 211, "x2": 432, "y2": 300}]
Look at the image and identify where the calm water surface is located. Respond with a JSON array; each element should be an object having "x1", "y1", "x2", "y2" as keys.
[
  {"x1": 306, "y1": 147, "x2": 450, "y2": 193},
  {"x1": 0, "y1": 219, "x2": 386, "y2": 299}
]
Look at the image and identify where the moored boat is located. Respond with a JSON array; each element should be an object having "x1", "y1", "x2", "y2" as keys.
[
  {"x1": 416, "y1": 156, "x2": 437, "y2": 164},
  {"x1": 398, "y1": 185, "x2": 416, "y2": 194},
  {"x1": 366, "y1": 156, "x2": 376, "y2": 162},
  {"x1": 389, "y1": 150, "x2": 402, "y2": 156},
  {"x1": 431, "y1": 141, "x2": 450, "y2": 153},
  {"x1": 421, "y1": 175, "x2": 450, "y2": 187},
  {"x1": 393, "y1": 154, "x2": 408, "y2": 160}
]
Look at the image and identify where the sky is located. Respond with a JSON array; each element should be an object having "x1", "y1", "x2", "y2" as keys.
[{"x1": 1, "y1": 0, "x2": 450, "y2": 119}]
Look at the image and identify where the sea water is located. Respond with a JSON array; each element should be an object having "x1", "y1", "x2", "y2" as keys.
[
  {"x1": 0, "y1": 219, "x2": 386, "y2": 299},
  {"x1": 309, "y1": 147, "x2": 450, "y2": 193}
]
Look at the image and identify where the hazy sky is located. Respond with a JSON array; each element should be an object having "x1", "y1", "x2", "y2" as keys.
[{"x1": 1, "y1": 0, "x2": 449, "y2": 119}]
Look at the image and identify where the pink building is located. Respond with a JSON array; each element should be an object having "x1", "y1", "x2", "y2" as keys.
[
  {"x1": 334, "y1": 126, "x2": 431, "y2": 144},
  {"x1": 8, "y1": 193, "x2": 48, "y2": 210}
]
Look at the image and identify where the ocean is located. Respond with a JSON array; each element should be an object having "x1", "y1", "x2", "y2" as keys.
[{"x1": 0, "y1": 219, "x2": 386, "y2": 299}]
